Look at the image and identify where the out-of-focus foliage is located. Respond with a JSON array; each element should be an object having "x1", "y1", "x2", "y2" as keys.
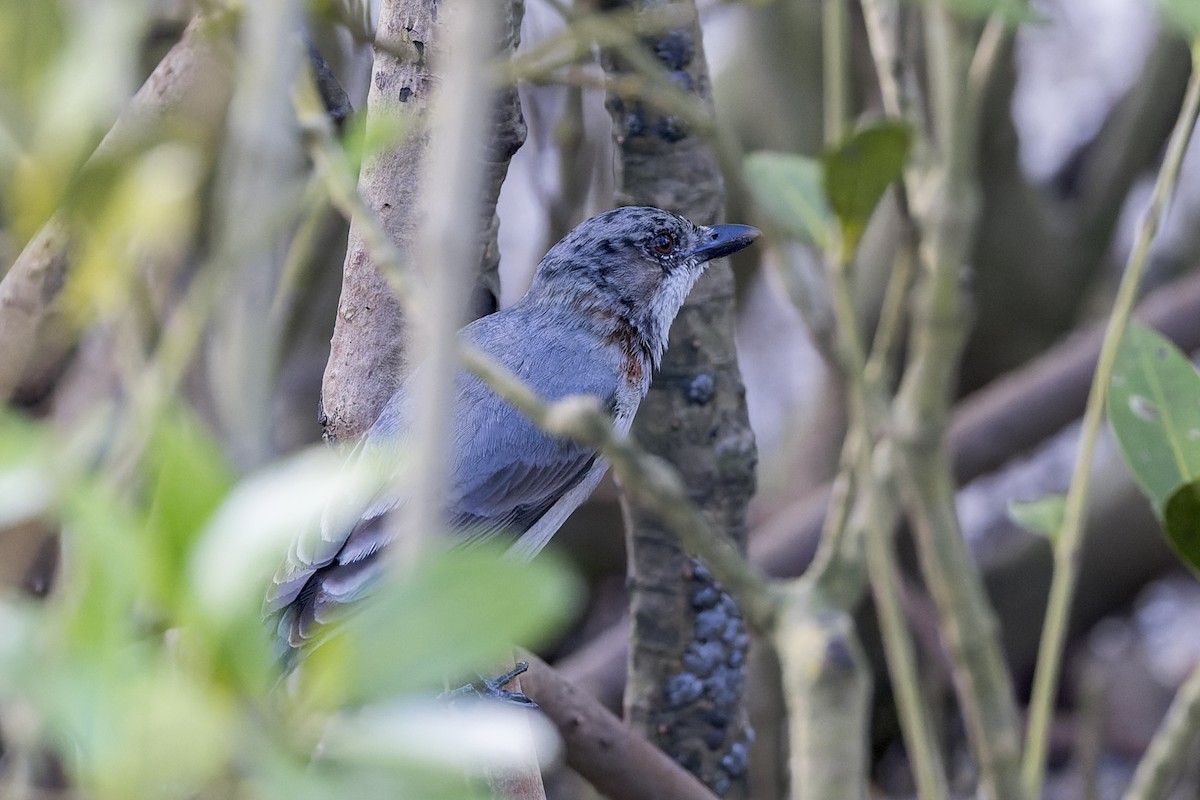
[
  {"x1": 1158, "y1": 0, "x2": 1200, "y2": 37},
  {"x1": 743, "y1": 152, "x2": 831, "y2": 247},
  {"x1": 0, "y1": 0, "x2": 151, "y2": 245},
  {"x1": 1109, "y1": 323, "x2": 1200, "y2": 573},
  {"x1": 0, "y1": 409, "x2": 579, "y2": 799},
  {"x1": 1006, "y1": 494, "x2": 1066, "y2": 541},
  {"x1": 0, "y1": 0, "x2": 583, "y2": 797},
  {"x1": 820, "y1": 121, "x2": 911, "y2": 256},
  {"x1": 744, "y1": 121, "x2": 910, "y2": 257}
]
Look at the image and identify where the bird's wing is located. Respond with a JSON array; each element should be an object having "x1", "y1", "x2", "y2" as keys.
[{"x1": 267, "y1": 311, "x2": 624, "y2": 649}]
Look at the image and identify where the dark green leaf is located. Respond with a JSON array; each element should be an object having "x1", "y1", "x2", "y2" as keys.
[
  {"x1": 743, "y1": 151, "x2": 832, "y2": 247},
  {"x1": 1108, "y1": 323, "x2": 1200, "y2": 512},
  {"x1": 821, "y1": 121, "x2": 911, "y2": 254},
  {"x1": 1165, "y1": 480, "x2": 1200, "y2": 577},
  {"x1": 1007, "y1": 495, "x2": 1066, "y2": 540},
  {"x1": 145, "y1": 407, "x2": 236, "y2": 608}
]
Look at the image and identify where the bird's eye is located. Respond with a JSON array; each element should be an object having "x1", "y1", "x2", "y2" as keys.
[{"x1": 652, "y1": 232, "x2": 676, "y2": 255}]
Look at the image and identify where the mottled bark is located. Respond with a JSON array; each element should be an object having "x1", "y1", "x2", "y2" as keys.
[
  {"x1": 0, "y1": 13, "x2": 237, "y2": 405},
  {"x1": 319, "y1": 0, "x2": 525, "y2": 442},
  {"x1": 600, "y1": 2, "x2": 758, "y2": 796}
]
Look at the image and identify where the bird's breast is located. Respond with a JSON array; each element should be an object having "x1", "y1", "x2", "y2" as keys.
[{"x1": 601, "y1": 318, "x2": 654, "y2": 394}]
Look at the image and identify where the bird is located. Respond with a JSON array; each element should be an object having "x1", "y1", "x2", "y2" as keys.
[{"x1": 265, "y1": 206, "x2": 760, "y2": 651}]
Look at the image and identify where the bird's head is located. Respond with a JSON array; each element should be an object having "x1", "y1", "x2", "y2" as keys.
[{"x1": 527, "y1": 206, "x2": 760, "y2": 362}]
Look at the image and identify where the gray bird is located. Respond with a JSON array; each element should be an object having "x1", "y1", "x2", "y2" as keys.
[{"x1": 266, "y1": 206, "x2": 759, "y2": 649}]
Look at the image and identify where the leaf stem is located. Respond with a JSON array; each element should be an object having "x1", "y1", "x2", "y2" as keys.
[{"x1": 1022, "y1": 40, "x2": 1200, "y2": 798}]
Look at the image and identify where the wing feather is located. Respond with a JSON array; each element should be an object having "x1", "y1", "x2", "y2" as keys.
[{"x1": 269, "y1": 307, "x2": 628, "y2": 651}]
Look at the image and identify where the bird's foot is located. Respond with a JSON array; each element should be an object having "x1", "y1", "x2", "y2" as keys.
[{"x1": 442, "y1": 661, "x2": 537, "y2": 708}]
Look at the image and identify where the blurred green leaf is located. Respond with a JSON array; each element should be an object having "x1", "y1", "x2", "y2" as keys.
[
  {"x1": 64, "y1": 142, "x2": 204, "y2": 322},
  {"x1": 145, "y1": 406, "x2": 236, "y2": 610},
  {"x1": 743, "y1": 151, "x2": 832, "y2": 247},
  {"x1": 822, "y1": 121, "x2": 911, "y2": 255},
  {"x1": 1108, "y1": 323, "x2": 1200, "y2": 512},
  {"x1": 1007, "y1": 495, "x2": 1066, "y2": 540},
  {"x1": 1165, "y1": 480, "x2": 1200, "y2": 577},
  {"x1": 57, "y1": 480, "x2": 149, "y2": 653},
  {"x1": 0, "y1": 0, "x2": 64, "y2": 106},
  {"x1": 1158, "y1": 0, "x2": 1200, "y2": 37},
  {"x1": 305, "y1": 544, "x2": 581, "y2": 706},
  {"x1": 46, "y1": 653, "x2": 236, "y2": 800}
]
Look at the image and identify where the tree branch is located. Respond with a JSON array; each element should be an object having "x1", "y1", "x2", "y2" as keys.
[
  {"x1": 520, "y1": 653, "x2": 721, "y2": 800},
  {"x1": 0, "y1": 13, "x2": 237, "y2": 404}
]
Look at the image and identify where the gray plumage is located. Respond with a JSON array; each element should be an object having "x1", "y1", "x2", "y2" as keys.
[{"x1": 265, "y1": 206, "x2": 759, "y2": 649}]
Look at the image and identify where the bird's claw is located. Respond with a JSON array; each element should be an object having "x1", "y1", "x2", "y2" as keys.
[{"x1": 442, "y1": 661, "x2": 537, "y2": 708}]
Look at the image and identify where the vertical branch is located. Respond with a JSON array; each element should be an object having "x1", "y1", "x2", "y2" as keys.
[
  {"x1": 319, "y1": 0, "x2": 525, "y2": 443},
  {"x1": 599, "y1": 1, "x2": 758, "y2": 795},
  {"x1": 319, "y1": 0, "x2": 435, "y2": 442},
  {"x1": 474, "y1": 1, "x2": 528, "y2": 318},
  {"x1": 402, "y1": 0, "x2": 496, "y2": 557},
  {"x1": 775, "y1": 585, "x2": 871, "y2": 800},
  {"x1": 888, "y1": 7, "x2": 1025, "y2": 800},
  {"x1": 206, "y1": 0, "x2": 306, "y2": 468},
  {"x1": 822, "y1": 0, "x2": 850, "y2": 144}
]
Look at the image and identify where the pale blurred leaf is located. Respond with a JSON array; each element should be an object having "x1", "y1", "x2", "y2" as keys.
[
  {"x1": 306, "y1": 545, "x2": 581, "y2": 705},
  {"x1": 1006, "y1": 495, "x2": 1066, "y2": 540},
  {"x1": 743, "y1": 151, "x2": 832, "y2": 247},
  {"x1": 322, "y1": 699, "x2": 561, "y2": 774},
  {"x1": 1158, "y1": 0, "x2": 1200, "y2": 36}
]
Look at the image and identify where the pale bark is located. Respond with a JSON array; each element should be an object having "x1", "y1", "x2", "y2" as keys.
[
  {"x1": 0, "y1": 14, "x2": 237, "y2": 404},
  {"x1": 318, "y1": 0, "x2": 526, "y2": 442}
]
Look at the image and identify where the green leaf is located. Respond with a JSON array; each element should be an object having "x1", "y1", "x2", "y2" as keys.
[
  {"x1": 1108, "y1": 323, "x2": 1200, "y2": 512},
  {"x1": 1158, "y1": 0, "x2": 1200, "y2": 37},
  {"x1": 1164, "y1": 480, "x2": 1200, "y2": 577},
  {"x1": 743, "y1": 151, "x2": 832, "y2": 248},
  {"x1": 145, "y1": 407, "x2": 236, "y2": 608},
  {"x1": 1007, "y1": 495, "x2": 1066, "y2": 540},
  {"x1": 821, "y1": 121, "x2": 911, "y2": 255},
  {"x1": 304, "y1": 544, "x2": 581, "y2": 706}
]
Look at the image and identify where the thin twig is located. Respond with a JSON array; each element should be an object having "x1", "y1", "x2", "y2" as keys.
[
  {"x1": 966, "y1": 12, "x2": 1007, "y2": 123},
  {"x1": 1022, "y1": 40, "x2": 1200, "y2": 798},
  {"x1": 861, "y1": 443, "x2": 950, "y2": 800},
  {"x1": 823, "y1": 0, "x2": 850, "y2": 144},
  {"x1": 1122, "y1": 664, "x2": 1200, "y2": 800},
  {"x1": 890, "y1": 6, "x2": 1027, "y2": 798},
  {"x1": 459, "y1": 345, "x2": 780, "y2": 633}
]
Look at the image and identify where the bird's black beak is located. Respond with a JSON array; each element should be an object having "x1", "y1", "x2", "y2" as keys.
[{"x1": 690, "y1": 224, "x2": 761, "y2": 262}]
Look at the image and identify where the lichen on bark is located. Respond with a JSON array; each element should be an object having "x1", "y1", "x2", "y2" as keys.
[{"x1": 600, "y1": 2, "x2": 758, "y2": 795}]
